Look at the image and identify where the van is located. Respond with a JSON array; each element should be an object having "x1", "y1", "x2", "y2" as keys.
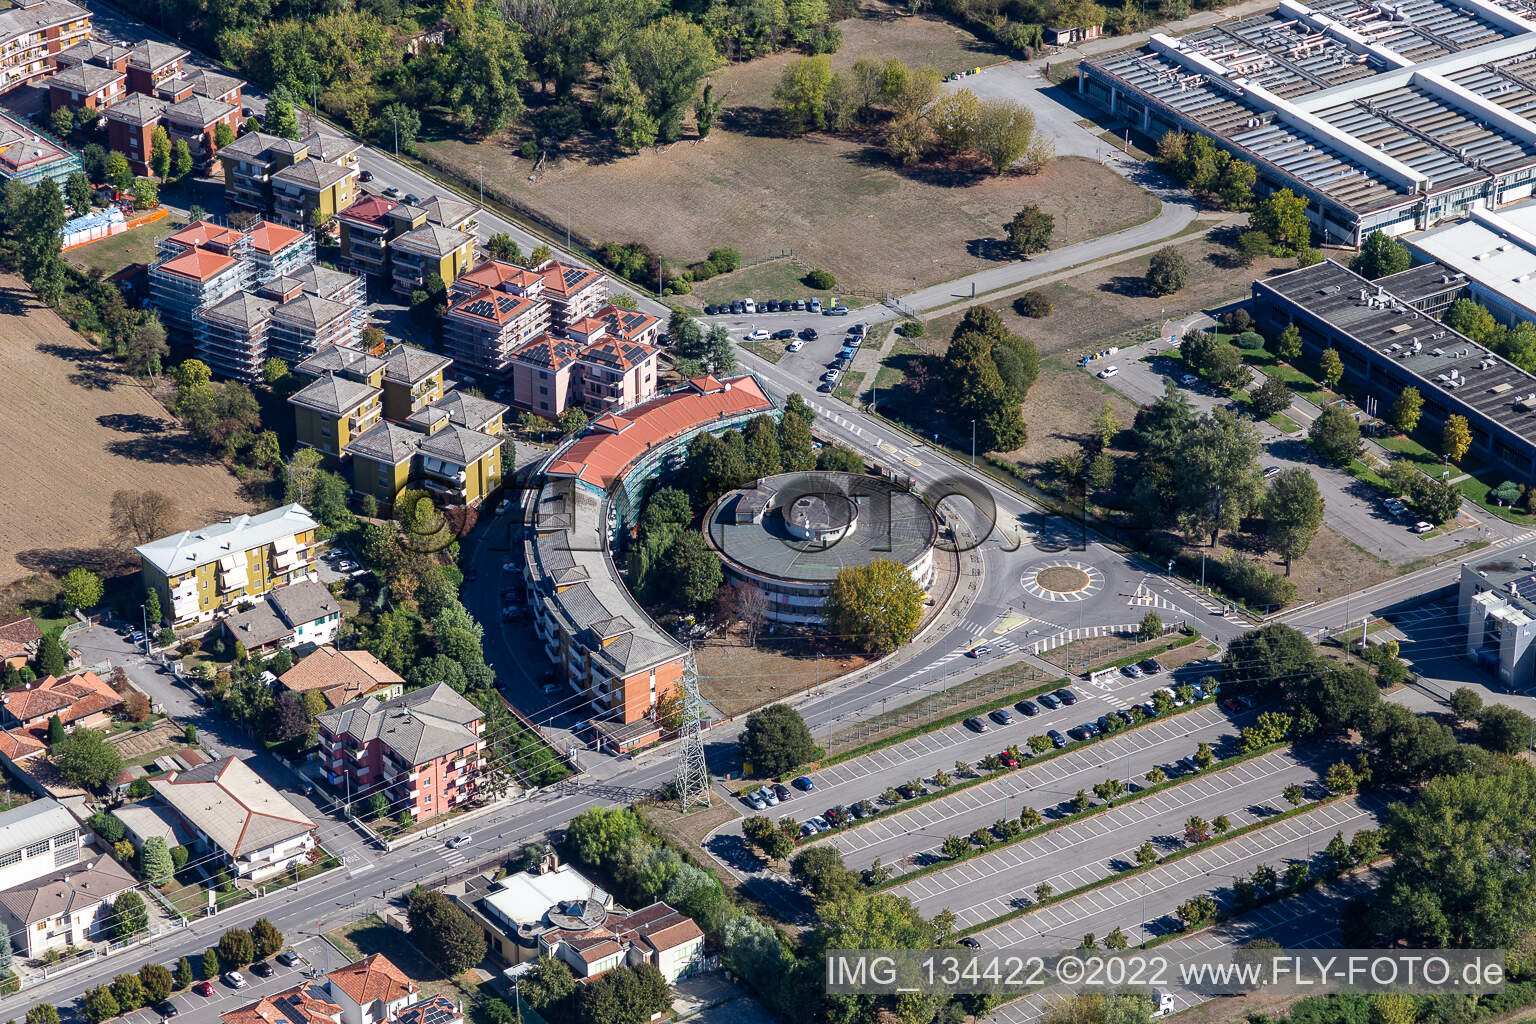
[{"x1": 743, "y1": 299, "x2": 756, "y2": 314}]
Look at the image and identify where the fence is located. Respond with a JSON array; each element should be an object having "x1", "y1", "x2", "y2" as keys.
[{"x1": 820, "y1": 659, "x2": 1054, "y2": 757}]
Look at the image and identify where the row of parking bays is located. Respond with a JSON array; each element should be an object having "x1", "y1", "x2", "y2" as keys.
[
  {"x1": 892, "y1": 752, "x2": 1319, "y2": 925},
  {"x1": 983, "y1": 877, "x2": 1369, "y2": 1024},
  {"x1": 704, "y1": 297, "x2": 849, "y2": 316},
  {"x1": 975, "y1": 796, "x2": 1382, "y2": 950},
  {"x1": 115, "y1": 948, "x2": 315, "y2": 1024}
]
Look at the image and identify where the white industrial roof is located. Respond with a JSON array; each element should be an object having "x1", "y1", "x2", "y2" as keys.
[
  {"x1": 1410, "y1": 201, "x2": 1536, "y2": 320},
  {"x1": 136, "y1": 504, "x2": 317, "y2": 576},
  {"x1": 0, "y1": 799, "x2": 75, "y2": 858},
  {"x1": 482, "y1": 864, "x2": 603, "y2": 927}
]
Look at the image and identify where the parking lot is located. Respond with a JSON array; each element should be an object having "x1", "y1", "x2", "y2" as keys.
[
  {"x1": 816, "y1": 705, "x2": 1255, "y2": 872},
  {"x1": 103, "y1": 937, "x2": 329, "y2": 1024},
  {"x1": 889, "y1": 750, "x2": 1322, "y2": 927},
  {"x1": 973, "y1": 795, "x2": 1382, "y2": 947}
]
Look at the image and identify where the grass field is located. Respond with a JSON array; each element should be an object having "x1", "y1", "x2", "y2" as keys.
[
  {"x1": 0, "y1": 273, "x2": 248, "y2": 586},
  {"x1": 66, "y1": 218, "x2": 181, "y2": 276},
  {"x1": 326, "y1": 915, "x2": 488, "y2": 1008},
  {"x1": 695, "y1": 622, "x2": 875, "y2": 718},
  {"x1": 417, "y1": 5, "x2": 1157, "y2": 294}
]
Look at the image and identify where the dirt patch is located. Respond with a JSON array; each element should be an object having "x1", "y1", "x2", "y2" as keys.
[
  {"x1": 417, "y1": 9, "x2": 1156, "y2": 293},
  {"x1": 696, "y1": 623, "x2": 874, "y2": 718},
  {"x1": 0, "y1": 273, "x2": 248, "y2": 586},
  {"x1": 640, "y1": 799, "x2": 745, "y2": 888},
  {"x1": 1035, "y1": 565, "x2": 1091, "y2": 593},
  {"x1": 111, "y1": 722, "x2": 180, "y2": 760}
]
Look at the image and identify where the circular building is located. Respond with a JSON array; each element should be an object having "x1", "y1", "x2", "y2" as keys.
[{"x1": 704, "y1": 471, "x2": 939, "y2": 624}]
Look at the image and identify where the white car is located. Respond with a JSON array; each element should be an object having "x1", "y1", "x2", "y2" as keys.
[
  {"x1": 1414, "y1": 521, "x2": 1434, "y2": 533},
  {"x1": 743, "y1": 299, "x2": 757, "y2": 313},
  {"x1": 1097, "y1": 365, "x2": 1120, "y2": 379},
  {"x1": 446, "y1": 833, "x2": 472, "y2": 849},
  {"x1": 823, "y1": 370, "x2": 840, "y2": 382},
  {"x1": 745, "y1": 329, "x2": 771, "y2": 341},
  {"x1": 787, "y1": 340, "x2": 804, "y2": 352},
  {"x1": 223, "y1": 971, "x2": 247, "y2": 989}
]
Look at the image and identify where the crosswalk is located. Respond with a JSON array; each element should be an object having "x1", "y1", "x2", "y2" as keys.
[{"x1": 442, "y1": 845, "x2": 470, "y2": 869}]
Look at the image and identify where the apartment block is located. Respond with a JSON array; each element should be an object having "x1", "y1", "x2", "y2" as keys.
[
  {"x1": 0, "y1": 106, "x2": 79, "y2": 185},
  {"x1": 272, "y1": 157, "x2": 357, "y2": 230},
  {"x1": 197, "y1": 291, "x2": 276, "y2": 382},
  {"x1": 289, "y1": 373, "x2": 383, "y2": 460},
  {"x1": 267, "y1": 285, "x2": 362, "y2": 365},
  {"x1": 219, "y1": 131, "x2": 355, "y2": 220},
  {"x1": 245, "y1": 221, "x2": 314, "y2": 284},
  {"x1": 0, "y1": 0, "x2": 89, "y2": 94},
  {"x1": 336, "y1": 192, "x2": 479, "y2": 285},
  {"x1": 162, "y1": 94, "x2": 239, "y2": 171},
  {"x1": 124, "y1": 40, "x2": 185, "y2": 95},
  {"x1": 314, "y1": 683, "x2": 486, "y2": 822},
  {"x1": 540, "y1": 262, "x2": 607, "y2": 332},
  {"x1": 380, "y1": 345, "x2": 450, "y2": 422},
  {"x1": 136, "y1": 503, "x2": 320, "y2": 626},
  {"x1": 388, "y1": 222, "x2": 475, "y2": 297},
  {"x1": 443, "y1": 286, "x2": 548, "y2": 376},
  {"x1": 46, "y1": 61, "x2": 121, "y2": 111},
  {"x1": 149, "y1": 244, "x2": 251, "y2": 338},
  {"x1": 102, "y1": 92, "x2": 163, "y2": 175}
]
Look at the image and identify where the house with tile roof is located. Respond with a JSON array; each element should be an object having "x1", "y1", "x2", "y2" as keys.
[
  {"x1": 136, "y1": 503, "x2": 320, "y2": 626},
  {"x1": 151, "y1": 756, "x2": 316, "y2": 881},
  {"x1": 220, "y1": 132, "x2": 357, "y2": 223},
  {"x1": 290, "y1": 373, "x2": 383, "y2": 460},
  {"x1": 268, "y1": 289, "x2": 362, "y2": 364},
  {"x1": 540, "y1": 901, "x2": 704, "y2": 983},
  {"x1": 149, "y1": 243, "x2": 252, "y2": 337},
  {"x1": 278, "y1": 647, "x2": 404, "y2": 710},
  {"x1": 315, "y1": 683, "x2": 485, "y2": 822},
  {"x1": 246, "y1": 221, "x2": 315, "y2": 283},
  {"x1": 346, "y1": 415, "x2": 504, "y2": 513},
  {"x1": 273, "y1": 157, "x2": 358, "y2": 230},
  {"x1": 124, "y1": 40, "x2": 187, "y2": 94},
  {"x1": 221, "y1": 984, "x2": 344, "y2": 1024},
  {"x1": 0, "y1": 0, "x2": 90, "y2": 94},
  {"x1": 0, "y1": 799, "x2": 81, "y2": 893},
  {"x1": 0, "y1": 670, "x2": 121, "y2": 733},
  {"x1": 0, "y1": 616, "x2": 41, "y2": 670},
  {"x1": 380, "y1": 345, "x2": 451, "y2": 422},
  {"x1": 335, "y1": 192, "x2": 481, "y2": 283},
  {"x1": 0, "y1": 854, "x2": 136, "y2": 957},
  {"x1": 102, "y1": 92, "x2": 168, "y2": 175},
  {"x1": 538, "y1": 262, "x2": 607, "y2": 333},
  {"x1": 326, "y1": 953, "x2": 420, "y2": 1024},
  {"x1": 221, "y1": 580, "x2": 343, "y2": 653}
]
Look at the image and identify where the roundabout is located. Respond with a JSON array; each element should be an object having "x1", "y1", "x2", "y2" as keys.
[{"x1": 1021, "y1": 560, "x2": 1104, "y2": 602}]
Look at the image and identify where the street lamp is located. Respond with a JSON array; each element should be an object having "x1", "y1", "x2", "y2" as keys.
[
  {"x1": 970, "y1": 419, "x2": 976, "y2": 467},
  {"x1": 140, "y1": 602, "x2": 150, "y2": 655}
]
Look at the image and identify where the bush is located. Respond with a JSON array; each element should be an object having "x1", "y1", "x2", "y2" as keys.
[
  {"x1": 804, "y1": 269, "x2": 836, "y2": 289},
  {"x1": 1014, "y1": 291, "x2": 1052, "y2": 318},
  {"x1": 520, "y1": 140, "x2": 538, "y2": 160},
  {"x1": 897, "y1": 320, "x2": 924, "y2": 338},
  {"x1": 1234, "y1": 331, "x2": 1266, "y2": 350},
  {"x1": 1210, "y1": 551, "x2": 1297, "y2": 610}
]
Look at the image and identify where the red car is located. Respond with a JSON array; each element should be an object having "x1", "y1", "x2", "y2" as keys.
[
  {"x1": 1219, "y1": 697, "x2": 1244, "y2": 714},
  {"x1": 195, "y1": 982, "x2": 215, "y2": 997},
  {"x1": 999, "y1": 749, "x2": 1020, "y2": 768}
]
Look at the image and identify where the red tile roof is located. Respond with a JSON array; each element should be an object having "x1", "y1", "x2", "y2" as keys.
[
  {"x1": 247, "y1": 221, "x2": 306, "y2": 256},
  {"x1": 3, "y1": 671, "x2": 122, "y2": 728},
  {"x1": 447, "y1": 287, "x2": 535, "y2": 326},
  {"x1": 157, "y1": 245, "x2": 236, "y2": 283},
  {"x1": 547, "y1": 374, "x2": 773, "y2": 488},
  {"x1": 0, "y1": 617, "x2": 41, "y2": 646},
  {"x1": 335, "y1": 195, "x2": 398, "y2": 227},
  {"x1": 326, "y1": 954, "x2": 418, "y2": 1008},
  {"x1": 0, "y1": 729, "x2": 45, "y2": 761},
  {"x1": 539, "y1": 262, "x2": 601, "y2": 298},
  {"x1": 458, "y1": 260, "x2": 542, "y2": 292},
  {"x1": 166, "y1": 221, "x2": 245, "y2": 250}
]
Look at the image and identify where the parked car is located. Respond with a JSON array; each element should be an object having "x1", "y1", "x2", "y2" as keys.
[
  {"x1": 194, "y1": 982, "x2": 215, "y2": 997},
  {"x1": 1263, "y1": 465, "x2": 1281, "y2": 479},
  {"x1": 809, "y1": 815, "x2": 830, "y2": 830},
  {"x1": 822, "y1": 369, "x2": 840, "y2": 382},
  {"x1": 743, "y1": 299, "x2": 757, "y2": 313},
  {"x1": 801, "y1": 327, "x2": 818, "y2": 340},
  {"x1": 808, "y1": 298, "x2": 822, "y2": 312},
  {"x1": 155, "y1": 1002, "x2": 179, "y2": 1018},
  {"x1": 1220, "y1": 696, "x2": 1244, "y2": 714},
  {"x1": 824, "y1": 807, "x2": 843, "y2": 824},
  {"x1": 1414, "y1": 521, "x2": 1434, "y2": 533},
  {"x1": 223, "y1": 972, "x2": 247, "y2": 989},
  {"x1": 772, "y1": 328, "x2": 795, "y2": 340},
  {"x1": 787, "y1": 340, "x2": 804, "y2": 352},
  {"x1": 1038, "y1": 692, "x2": 1061, "y2": 710},
  {"x1": 767, "y1": 300, "x2": 780, "y2": 312},
  {"x1": 793, "y1": 299, "x2": 806, "y2": 310},
  {"x1": 1047, "y1": 729, "x2": 1068, "y2": 748},
  {"x1": 703, "y1": 304, "x2": 717, "y2": 316},
  {"x1": 793, "y1": 776, "x2": 816, "y2": 791},
  {"x1": 959, "y1": 937, "x2": 982, "y2": 949},
  {"x1": 850, "y1": 323, "x2": 867, "y2": 336},
  {"x1": 818, "y1": 381, "x2": 834, "y2": 392},
  {"x1": 827, "y1": 305, "x2": 849, "y2": 316},
  {"x1": 1056, "y1": 688, "x2": 1079, "y2": 706},
  {"x1": 759, "y1": 786, "x2": 779, "y2": 806},
  {"x1": 989, "y1": 708, "x2": 1015, "y2": 726},
  {"x1": 1139, "y1": 658, "x2": 1162, "y2": 674},
  {"x1": 1015, "y1": 699, "x2": 1039, "y2": 717},
  {"x1": 969, "y1": 644, "x2": 992, "y2": 658},
  {"x1": 251, "y1": 961, "x2": 273, "y2": 978},
  {"x1": 746, "y1": 328, "x2": 771, "y2": 341},
  {"x1": 839, "y1": 347, "x2": 856, "y2": 359},
  {"x1": 744, "y1": 790, "x2": 766, "y2": 810},
  {"x1": 1097, "y1": 365, "x2": 1120, "y2": 379},
  {"x1": 1116, "y1": 709, "x2": 1137, "y2": 726},
  {"x1": 1180, "y1": 374, "x2": 1198, "y2": 385},
  {"x1": 359, "y1": 169, "x2": 374, "y2": 182},
  {"x1": 276, "y1": 950, "x2": 302, "y2": 967},
  {"x1": 1123, "y1": 663, "x2": 1143, "y2": 678},
  {"x1": 772, "y1": 783, "x2": 791, "y2": 802},
  {"x1": 998, "y1": 749, "x2": 1020, "y2": 768},
  {"x1": 800, "y1": 821, "x2": 819, "y2": 837},
  {"x1": 1068, "y1": 725, "x2": 1091, "y2": 742},
  {"x1": 849, "y1": 802, "x2": 868, "y2": 819},
  {"x1": 1141, "y1": 701, "x2": 1159, "y2": 718},
  {"x1": 964, "y1": 716, "x2": 990, "y2": 733}
]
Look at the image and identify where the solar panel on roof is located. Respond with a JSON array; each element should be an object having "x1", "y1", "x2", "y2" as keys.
[
  {"x1": 496, "y1": 295, "x2": 518, "y2": 313},
  {"x1": 563, "y1": 268, "x2": 587, "y2": 286},
  {"x1": 402, "y1": 1002, "x2": 457, "y2": 1024},
  {"x1": 464, "y1": 299, "x2": 496, "y2": 318}
]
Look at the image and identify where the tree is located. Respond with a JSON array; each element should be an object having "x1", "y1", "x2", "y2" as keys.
[
  {"x1": 600, "y1": 57, "x2": 658, "y2": 151},
  {"x1": 1350, "y1": 231, "x2": 1410, "y2": 279},
  {"x1": 1251, "y1": 189, "x2": 1310, "y2": 251},
  {"x1": 172, "y1": 138, "x2": 192, "y2": 182},
  {"x1": 652, "y1": 533, "x2": 722, "y2": 609},
  {"x1": 1235, "y1": 230, "x2": 1271, "y2": 266},
  {"x1": 774, "y1": 55, "x2": 832, "y2": 133},
  {"x1": 1139, "y1": 611, "x2": 1163, "y2": 641},
  {"x1": 1309, "y1": 405, "x2": 1360, "y2": 465},
  {"x1": 626, "y1": 16, "x2": 720, "y2": 142},
  {"x1": 740, "y1": 704, "x2": 817, "y2": 776},
  {"x1": 407, "y1": 888, "x2": 486, "y2": 974},
  {"x1": 522, "y1": 955, "x2": 576, "y2": 1013},
  {"x1": 106, "y1": 151, "x2": 133, "y2": 191},
  {"x1": 580, "y1": 963, "x2": 671, "y2": 1024},
  {"x1": 251, "y1": 917, "x2": 282, "y2": 959},
  {"x1": 487, "y1": 233, "x2": 521, "y2": 262},
  {"x1": 790, "y1": 845, "x2": 861, "y2": 903},
  {"x1": 219, "y1": 928, "x2": 255, "y2": 967},
  {"x1": 113, "y1": 890, "x2": 148, "y2": 939},
  {"x1": 567, "y1": 807, "x2": 642, "y2": 868},
  {"x1": 1319, "y1": 348, "x2": 1344, "y2": 390},
  {"x1": 1264, "y1": 467, "x2": 1324, "y2": 573},
  {"x1": 1184, "y1": 816, "x2": 1210, "y2": 843},
  {"x1": 1275, "y1": 322, "x2": 1302, "y2": 362},
  {"x1": 266, "y1": 87, "x2": 301, "y2": 139},
  {"x1": 127, "y1": 313, "x2": 169, "y2": 378},
  {"x1": 51, "y1": 105, "x2": 75, "y2": 141},
  {"x1": 376, "y1": 102, "x2": 421, "y2": 149},
  {"x1": 929, "y1": 88, "x2": 980, "y2": 154},
  {"x1": 1250, "y1": 377, "x2": 1292, "y2": 420},
  {"x1": 130, "y1": 176, "x2": 159, "y2": 210},
  {"x1": 174, "y1": 956, "x2": 193, "y2": 989},
  {"x1": 974, "y1": 98, "x2": 1035, "y2": 174},
  {"x1": 110, "y1": 489, "x2": 176, "y2": 545},
  {"x1": 1478, "y1": 704, "x2": 1534, "y2": 754},
  {"x1": 65, "y1": 171, "x2": 92, "y2": 214},
  {"x1": 141, "y1": 836, "x2": 173, "y2": 887},
  {"x1": 53, "y1": 727, "x2": 124, "y2": 792},
  {"x1": 1136, "y1": 841, "x2": 1157, "y2": 866},
  {"x1": 35, "y1": 631, "x2": 65, "y2": 677},
  {"x1": 60, "y1": 567, "x2": 104, "y2": 612},
  {"x1": 941, "y1": 834, "x2": 969, "y2": 859},
  {"x1": 826, "y1": 558, "x2": 925, "y2": 652},
  {"x1": 214, "y1": 120, "x2": 235, "y2": 149},
  {"x1": 1443, "y1": 414, "x2": 1472, "y2": 464},
  {"x1": 1004, "y1": 205, "x2": 1053, "y2": 255},
  {"x1": 140, "y1": 961, "x2": 174, "y2": 1002},
  {"x1": 82, "y1": 988, "x2": 119, "y2": 1024},
  {"x1": 1391, "y1": 386, "x2": 1423, "y2": 433},
  {"x1": 695, "y1": 83, "x2": 724, "y2": 138},
  {"x1": 1145, "y1": 246, "x2": 1187, "y2": 296},
  {"x1": 1177, "y1": 893, "x2": 1218, "y2": 930},
  {"x1": 202, "y1": 947, "x2": 220, "y2": 979},
  {"x1": 149, "y1": 125, "x2": 171, "y2": 179},
  {"x1": 1450, "y1": 687, "x2": 1484, "y2": 720}
]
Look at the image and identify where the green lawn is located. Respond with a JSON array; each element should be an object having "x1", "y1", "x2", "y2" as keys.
[
  {"x1": 874, "y1": 337, "x2": 916, "y2": 394},
  {"x1": 835, "y1": 369, "x2": 866, "y2": 405},
  {"x1": 741, "y1": 339, "x2": 786, "y2": 363},
  {"x1": 1241, "y1": 350, "x2": 1328, "y2": 406},
  {"x1": 1269, "y1": 412, "x2": 1301, "y2": 433},
  {"x1": 685, "y1": 259, "x2": 876, "y2": 310},
  {"x1": 326, "y1": 914, "x2": 489, "y2": 1009},
  {"x1": 66, "y1": 217, "x2": 182, "y2": 275}
]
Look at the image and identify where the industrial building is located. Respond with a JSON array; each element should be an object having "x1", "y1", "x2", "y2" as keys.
[
  {"x1": 1079, "y1": 0, "x2": 1536, "y2": 244},
  {"x1": 1408, "y1": 198, "x2": 1536, "y2": 323},
  {"x1": 1251, "y1": 257, "x2": 1536, "y2": 477},
  {"x1": 1459, "y1": 541, "x2": 1536, "y2": 687}
]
